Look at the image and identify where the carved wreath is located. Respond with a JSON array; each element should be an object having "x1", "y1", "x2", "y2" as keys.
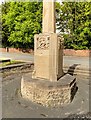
[{"x1": 37, "y1": 35, "x2": 50, "y2": 50}]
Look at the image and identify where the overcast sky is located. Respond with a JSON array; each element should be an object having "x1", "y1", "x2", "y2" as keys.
[{"x1": 0, "y1": 0, "x2": 4, "y2": 4}]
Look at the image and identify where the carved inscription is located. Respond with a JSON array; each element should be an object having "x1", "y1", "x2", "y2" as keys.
[{"x1": 37, "y1": 35, "x2": 50, "y2": 50}]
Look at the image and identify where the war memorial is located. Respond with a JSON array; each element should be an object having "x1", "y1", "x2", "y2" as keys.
[{"x1": 21, "y1": 0, "x2": 77, "y2": 107}]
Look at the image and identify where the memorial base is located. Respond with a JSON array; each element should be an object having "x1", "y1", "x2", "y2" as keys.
[{"x1": 21, "y1": 73, "x2": 77, "y2": 107}]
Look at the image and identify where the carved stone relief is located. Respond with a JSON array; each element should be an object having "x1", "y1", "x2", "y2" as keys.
[{"x1": 36, "y1": 35, "x2": 50, "y2": 50}]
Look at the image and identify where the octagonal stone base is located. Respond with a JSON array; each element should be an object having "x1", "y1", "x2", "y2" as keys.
[{"x1": 21, "y1": 73, "x2": 77, "y2": 107}]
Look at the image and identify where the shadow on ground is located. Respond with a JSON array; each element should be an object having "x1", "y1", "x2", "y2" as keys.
[
  {"x1": 63, "y1": 64, "x2": 79, "y2": 102},
  {"x1": 67, "y1": 64, "x2": 80, "y2": 75}
]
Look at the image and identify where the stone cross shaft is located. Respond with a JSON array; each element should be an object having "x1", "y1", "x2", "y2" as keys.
[{"x1": 43, "y1": 0, "x2": 56, "y2": 33}]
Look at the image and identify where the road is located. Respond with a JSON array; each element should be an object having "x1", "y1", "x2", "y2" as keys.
[{"x1": 0, "y1": 52, "x2": 90, "y2": 69}]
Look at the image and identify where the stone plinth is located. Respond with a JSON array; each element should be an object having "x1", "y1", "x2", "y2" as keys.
[
  {"x1": 32, "y1": 33, "x2": 64, "y2": 81},
  {"x1": 21, "y1": 73, "x2": 77, "y2": 107}
]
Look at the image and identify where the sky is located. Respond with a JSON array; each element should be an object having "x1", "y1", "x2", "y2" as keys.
[{"x1": 0, "y1": 0, "x2": 4, "y2": 4}]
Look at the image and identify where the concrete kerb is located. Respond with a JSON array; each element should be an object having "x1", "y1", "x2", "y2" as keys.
[
  {"x1": 0, "y1": 62, "x2": 90, "y2": 76},
  {"x1": 0, "y1": 62, "x2": 34, "y2": 71}
]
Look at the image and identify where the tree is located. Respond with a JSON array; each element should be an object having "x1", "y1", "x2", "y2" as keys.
[
  {"x1": 2, "y1": 1, "x2": 61, "y2": 49},
  {"x1": 57, "y1": 2, "x2": 91, "y2": 50},
  {"x1": 2, "y1": 2, "x2": 43, "y2": 49},
  {"x1": 2, "y1": 2, "x2": 11, "y2": 47},
  {"x1": 2, "y1": 2, "x2": 91, "y2": 50}
]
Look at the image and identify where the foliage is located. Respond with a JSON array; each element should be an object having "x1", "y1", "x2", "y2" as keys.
[
  {"x1": 2, "y1": 2, "x2": 91, "y2": 50},
  {"x1": 57, "y1": 2, "x2": 91, "y2": 50},
  {"x1": 2, "y1": 2, "x2": 43, "y2": 48},
  {"x1": 2, "y1": 2, "x2": 11, "y2": 47}
]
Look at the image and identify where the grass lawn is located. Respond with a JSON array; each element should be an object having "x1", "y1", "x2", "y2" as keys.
[{"x1": 0, "y1": 60, "x2": 25, "y2": 67}]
